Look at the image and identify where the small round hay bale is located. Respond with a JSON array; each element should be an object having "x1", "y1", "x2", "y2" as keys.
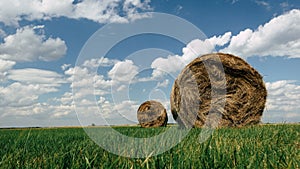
[
  {"x1": 170, "y1": 53, "x2": 267, "y2": 128},
  {"x1": 137, "y1": 100, "x2": 168, "y2": 128}
]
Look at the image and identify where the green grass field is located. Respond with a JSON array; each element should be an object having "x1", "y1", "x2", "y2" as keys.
[{"x1": 0, "y1": 124, "x2": 299, "y2": 168}]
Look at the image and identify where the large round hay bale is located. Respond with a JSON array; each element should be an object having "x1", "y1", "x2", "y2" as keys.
[
  {"x1": 170, "y1": 53, "x2": 267, "y2": 128},
  {"x1": 137, "y1": 100, "x2": 168, "y2": 128}
]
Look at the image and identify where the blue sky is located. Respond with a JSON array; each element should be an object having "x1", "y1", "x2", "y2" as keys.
[{"x1": 0, "y1": 0, "x2": 300, "y2": 127}]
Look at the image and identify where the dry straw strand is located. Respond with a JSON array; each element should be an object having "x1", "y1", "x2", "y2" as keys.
[
  {"x1": 170, "y1": 53, "x2": 267, "y2": 128},
  {"x1": 137, "y1": 100, "x2": 168, "y2": 128}
]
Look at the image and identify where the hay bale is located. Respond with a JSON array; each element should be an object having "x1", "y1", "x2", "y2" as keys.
[
  {"x1": 170, "y1": 53, "x2": 267, "y2": 128},
  {"x1": 137, "y1": 100, "x2": 168, "y2": 128}
]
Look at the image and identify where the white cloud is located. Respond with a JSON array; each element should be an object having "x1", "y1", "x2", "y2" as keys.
[
  {"x1": 0, "y1": 59, "x2": 16, "y2": 81},
  {"x1": 82, "y1": 57, "x2": 119, "y2": 68},
  {"x1": 1, "y1": 102, "x2": 48, "y2": 117},
  {"x1": 266, "y1": 80, "x2": 300, "y2": 109},
  {"x1": 0, "y1": 66, "x2": 69, "y2": 121},
  {"x1": 181, "y1": 39, "x2": 214, "y2": 63},
  {"x1": 122, "y1": 0, "x2": 152, "y2": 21},
  {"x1": 65, "y1": 66, "x2": 89, "y2": 80},
  {"x1": 181, "y1": 32, "x2": 232, "y2": 63},
  {"x1": 61, "y1": 64, "x2": 72, "y2": 71},
  {"x1": 0, "y1": 81, "x2": 77, "y2": 122},
  {"x1": 97, "y1": 98, "x2": 113, "y2": 118},
  {"x1": 96, "y1": 98, "x2": 140, "y2": 123},
  {"x1": 151, "y1": 55, "x2": 185, "y2": 78},
  {"x1": 151, "y1": 32, "x2": 232, "y2": 78},
  {"x1": 68, "y1": 59, "x2": 139, "y2": 98},
  {"x1": 0, "y1": 0, "x2": 152, "y2": 26},
  {"x1": 0, "y1": 66, "x2": 73, "y2": 121},
  {"x1": 54, "y1": 92, "x2": 74, "y2": 105},
  {"x1": 112, "y1": 100, "x2": 139, "y2": 122},
  {"x1": 8, "y1": 68, "x2": 66, "y2": 85},
  {"x1": 255, "y1": 1, "x2": 271, "y2": 10},
  {"x1": 221, "y1": 9, "x2": 300, "y2": 58},
  {"x1": 117, "y1": 85, "x2": 127, "y2": 91},
  {"x1": 61, "y1": 59, "x2": 146, "y2": 124},
  {"x1": 108, "y1": 60, "x2": 139, "y2": 82},
  {"x1": 73, "y1": 0, "x2": 128, "y2": 23},
  {"x1": 0, "y1": 82, "x2": 58, "y2": 107},
  {"x1": 73, "y1": 96, "x2": 138, "y2": 125},
  {"x1": 263, "y1": 80, "x2": 300, "y2": 122},
  {"x1": 65, "y1": 66, "x2": 112, "y2": 91},
  {"x1": 65, "y1": 66, "x2": 91, "y2": 88},
  {"x1": 51, "y1": 107, "x2": 72, "y2": 118},
  {"x1": 64, "y1": 65, "x2": 114, "y2": 102},
  {"x1": 207, "y1": 32, "x2": 232, "y2": 47},
  {"x1": 0, "y1": 99, "x2": 76, "y2": 122},
  {"x1": 0, "y1": 26, "x2": 67, "y2": 62},
  {"x1": 156, "y1": 79, "x2": 169, "y2": 88},
  {"x1": 33, "y1": 25, "x2": 45, "y2": 29},
  {"x1": 0, "y1": 59, "x2": 15, "y2": 72},
  {"x1": 67, "y1": 57, "x2": 122, "y2": 96},
  {"x1": 0, "y1": 0, "x2": 74, "y2": 26}
]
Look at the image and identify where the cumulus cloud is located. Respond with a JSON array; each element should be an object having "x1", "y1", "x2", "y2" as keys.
[
  {"x1": 108, "y1": 59, "x2": 139, "y2": 82},
  {"x1": 64, "y1": 65, "x2": 113, "y2": 103},
  {"x1": 0, "y1": 99, "x2": 77, "y2": 125},
  {"x1": 0, "y1": 66, "x2": 69, "y2": 120},
  {"x1": 53, "y1": 92, "x2": 74, "y2": 105},
  {"x1": 122, "y1": 0, "x2": 152, "y2": 21},
  {"x1": 95, "y1": 97, "x2": 141, "y2": 124},
  {"x1": 0, "y1": 59, "x2": 15, "y2": 72},
  {"x1": 0, "y1": 59, "x2": 16, "y2": 81},
  {"x1": 65, "y1": 66, "x2": 92, "y2": 93},
  {"x1": 61, "y1": 64, "x2": 72, "y2": 71},
  {"x1": 51, "y1": 104, "x2": 75, "y2": 118},
  {"x1": 0, "y1": 0, "x2": 72, "y2": 26},
  {"x1": 0, "y1": 26, "x2": 67, "y2": 62},
  {"x1": 0, "y1": 0, "x2": 152, "y2": 26},
  {"x1": 65, "y1": 59, "x2": 142, "y2": 104},
  {"x1": 0, "y1": 0, "x2": 151, "y2": 126},
  {"x1": 151, "y1": 55, "x2": 185, "y2": 78},
  {"x1": 33, "y1": 25, "x2": 45, "y2": 29},
  {"x1": 65, "y1": 66, "x2": 111, "y2": 91},
  {"x1": 0, "y1": 82, "x2": 58, "y2": 108},
  {"x1": 0, "y1": 41, "x2": 119, "y2": 123},
  {"x1": 182, "y1": 32, "x2": 232, "y2": 63},
  {"x1": 8, "y1": 68, "x2": 66, "y2": 85},
  {"x1": 263, "y1": 80, "x2": 300, "y2": 122},
  {"x1": 1, "y1": 102, "x2": 48, "y2": 117},
  {"x1": 0, "y1": 72, "x2": 75, "y2": 123},
  {"x1": 61, "y1": 58, "x2": 148, "y2": 124},
  {"x1": 266, "y1": 80, "x2": 300, "y2": 111},
  {"x1": 3, "y1": 8, "x2": 300, "y2": 126},
  {"x1": 82, "y1": 57, "x2": 119, "y2": 68},
  {"x1": 221, "y1": 9, "x2": 300, "y2": 58},
  {"x1": 207, "y1": 32, "x2": 232, "y2": 48},
  {"x1": 112, "y1": 100, "x2": 139, "y2": 122},
  {"x1": 151, "y1": 32, "x2": 232, "y2": 78},
  {"x1": 156, "y1": 79, "x2": 169, "y2": 88}
]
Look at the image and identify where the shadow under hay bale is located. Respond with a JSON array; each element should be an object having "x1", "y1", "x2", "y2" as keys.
[
  {"x1": 137, "y1": 100, "x2": 168, "y2": 128},
  {"x1": 170, "y1": 53, "x2": 267, "y2": 128}
]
